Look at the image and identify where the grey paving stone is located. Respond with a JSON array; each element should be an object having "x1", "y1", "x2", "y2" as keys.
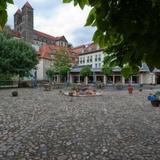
[{"x1": 0, "y1": 88, "x2": 160, "y2": 159}]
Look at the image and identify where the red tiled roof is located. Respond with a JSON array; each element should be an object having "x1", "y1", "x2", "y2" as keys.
[
  {"x1": 23, "y1": 1, "x2": 33, "y2": 9},
  {"x1": 72, "y1": 45, "x2": 85, "y2": 55},
  {"x1": 11, "y1": 30, "x2": 21, "y2": 38},
  {"x1": 34, "y1": 30, "x2": 56, "y2": 41},
  {"x1": 73, "y1": 44, "x2": 85, "y2": 49},
  {"x1": 33, "y1": 30, "x2": 67, "y2": 42},
  {"x1": 73, "y1": 43, "x2": 98, "y2": 55},
  {"x1": 38, "y1": 44, "x2": 78, "y2": 64}
]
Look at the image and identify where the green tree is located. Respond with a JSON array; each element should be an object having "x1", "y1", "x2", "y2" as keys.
[
  {"x1": 2, "y1": 25, "x2": 12, "y2": 38},
  {"x1": 101, "y1": 65, "x2": 112, "y2": 77},
  {"x1": 101, "y1": 54, "x2": 115, "y2": 76},
  {"x1": 80, "y1": 65, "x2": 91, "y2": 85},
  {"x1": 51, "y1": 50, "x2": 71, "y2": 82},
  {"x1": 63, "y1": 0, "x2": 160, "y2": 75},
  {"x1": 46, "y1": 68, "x2": 55, "y2": 79},
  {"x1": 0, "y1": 33, "x2": 38, "y2": 84},
  {"x1": 0, "y1": 0, "x2": 14, "y2": 29}
]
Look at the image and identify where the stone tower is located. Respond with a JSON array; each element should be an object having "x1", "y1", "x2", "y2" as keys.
[
  {"x1": 14, "y1": 9, "x2": 22, "y2": 32},
  {"x1": 14, "y1": 2, "x2": 33, "y2": 42}
]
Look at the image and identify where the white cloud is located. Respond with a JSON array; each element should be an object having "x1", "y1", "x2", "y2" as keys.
[{"x1": 34, "y1": 3, "x2": 91, "y2": 44}]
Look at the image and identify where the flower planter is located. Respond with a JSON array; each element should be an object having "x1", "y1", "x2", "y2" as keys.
[{"x1": 128, "y1": 86, "x2": 133, "y2": 94}]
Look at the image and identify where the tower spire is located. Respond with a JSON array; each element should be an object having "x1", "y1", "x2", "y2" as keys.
[{"x1": 22, "y1": 1, "x2": 33, "y2": 9}]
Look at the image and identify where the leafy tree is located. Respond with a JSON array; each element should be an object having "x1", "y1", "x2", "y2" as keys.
[
  {"x1": 0, "y1": 33, "x2": 38, "y2": 83},
  {"x1": 80, "y1": 65, "x2": 91, "y2": 77},
  {"x1": 63, "y1": 0, "x2": 160, "y2": 75},
  {"x1": 101, "y1": 54, "x2": 115, "y2": 76},
  {"x1": 1, "y1": 25, "x2": 12, "y2": 38},
  {"x1": 0, "y1": 73, "x2": 12, "y2": 80},
  {"x1": 80, "y1": 65, "x2": 91, "y2": 85},
  {"x1": 51, "y1": 50, "x2": 72, "y2": 81},
  {"x1": 101, "y1": 65, "x2": 112, "y2": 77},
  {"x1": 0, "y1": 0, "x2": 14, "y2": 29},
  {"x1": 46, "y1": 68, "x2": 55, "y2": 79}
]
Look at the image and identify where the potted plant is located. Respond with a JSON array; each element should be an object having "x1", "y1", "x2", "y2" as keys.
[{"x1": 128, "y1": 85, "x2": 133, "y2": 94}]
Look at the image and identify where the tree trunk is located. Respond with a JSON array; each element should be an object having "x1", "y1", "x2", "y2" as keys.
[{"x1": 85, "y1": 76, "x2": 88, "y2": 86}]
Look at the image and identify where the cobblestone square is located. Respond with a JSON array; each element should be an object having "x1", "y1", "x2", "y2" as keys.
[{"x1": 0, "y1": 88, "x2": 160, "y2": 160}]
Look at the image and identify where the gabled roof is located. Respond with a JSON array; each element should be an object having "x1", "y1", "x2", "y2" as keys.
[
  {"x1": 33, "y1": 30, "x2": 56, "y2": 42},
  {"x1": 22, "y1": 1, "x2": 33, "y2": 9},
  {"x1": 73, "y1": 43, "x2": 99, "y2": 55},
  {"x1": 33, "y1": 30, "x2": 68, "y2": 43},
  {"x1": 55, "y1": 36, "x2": 68, "y2": 42},
  {"x1": 14, "y1": 9, "x2": 21, "y2": 15}
]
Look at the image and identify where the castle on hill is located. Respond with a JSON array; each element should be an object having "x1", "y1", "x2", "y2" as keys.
[{"x1": 14, "y1": 1, "x2": 68, "y2": 47}]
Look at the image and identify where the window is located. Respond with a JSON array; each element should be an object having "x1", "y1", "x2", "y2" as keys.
[
  {"x1": 95, "y1": 55, "x2": 97, "y2": 61},
  {"x1": 79, "y1": 57, "x2": 81, "y2": 64},
  {"x1": 90, "y1": 56, "x2": 92, "y2": 62},
  {"x1": 98, "y1": 54, "x2": 101, "y2": 61},
  {"x1": 83, "y1": 57, "x2": 85, "y2": 63},
  {"x1": 87, "y1": 56, "x2": 89, "y2": 63},
  {"x1": 95, "y1": 63, "x2": 97, "y2": 68},
  {"x1": 99, "y1": 63, "x2": 101, "y2": 68}
]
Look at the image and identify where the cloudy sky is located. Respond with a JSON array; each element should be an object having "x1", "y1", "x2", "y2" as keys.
[{"x1": 7, "y1": 0, "x2": 96, "y2": 46}]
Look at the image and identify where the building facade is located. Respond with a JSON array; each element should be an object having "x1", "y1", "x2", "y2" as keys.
[
  {"x1": 13, "y1": 2, "x2": 76, "y2": 81},
  {"x1": 12, "y1": 2, "x2": 160, "y2": 84},
  {"x1": 70, "y1": 43, "x2": 160, "y2": 85},
  {"x1": 37, "y1": 44, "x2": 78, "y2": 80}
]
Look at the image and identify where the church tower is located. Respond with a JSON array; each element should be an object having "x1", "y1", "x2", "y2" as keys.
[
  {"x1": 20, "y1": 2, "x2": 34, "y2": 42},
  {"x1": 14, "y1": 9, "x2": 22, "y2": 32},
  {"x1": 14, "y1": 2, "x2": 34, "y2": 42}
]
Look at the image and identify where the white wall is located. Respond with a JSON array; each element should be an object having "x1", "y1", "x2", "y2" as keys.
[
  {"x1": 37, "y1": 59, "x2": 44, "y2": 80},
  {"x1": 140, "y1": 73, "x2": 156, "y2": 84},
  {"x1": 56, "y1": 41, "x2": 67, "y2": 47},
  {"x1": 43, "y1": 59, "x2": 52, "y2": 80},
  {"x1": 37, "y1": 59, "x2": 52, "y2": 80},
  {"x1": 78, "y1": 50, "x2": 104, "y2": 69}
]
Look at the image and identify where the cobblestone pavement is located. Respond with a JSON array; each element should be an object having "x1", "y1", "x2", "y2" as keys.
[{"x1": 0, "y1": 88, "x2": 160, "y2": 160}]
